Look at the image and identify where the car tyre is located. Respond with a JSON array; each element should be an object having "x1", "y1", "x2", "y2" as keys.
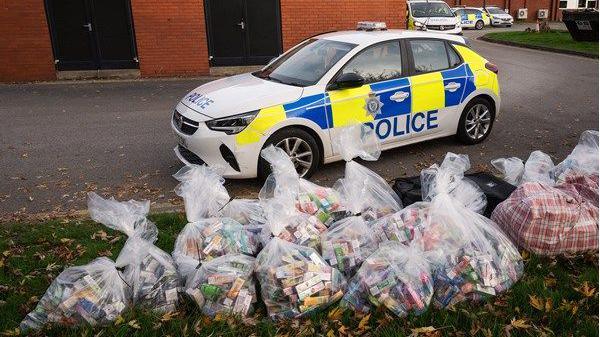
[
  {"x1": 475, "y1": 20, "x2": 484, "y2": 30},
  {"x1": 257, "y1": 127, "x2": 321, "y2": 181},
  {"x1": 457, "y1": 97, "x2": 495, "y2": 145}
]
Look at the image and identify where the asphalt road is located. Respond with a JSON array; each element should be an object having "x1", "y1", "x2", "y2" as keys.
[{"x1": 1, "y1": 26, "x2": 598, "y2": 221}]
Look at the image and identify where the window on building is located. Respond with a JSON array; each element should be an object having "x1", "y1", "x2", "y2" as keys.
[
  {"x1": 579, "y1": 0, "x2": 587, "y2": 7},
  {"x1": 339, "y1": 41, "x2": 403, "y2": 84},
  {"x1": 559, "y1": 0, "x2": 568, "y2": 8},
  {"x1": 588, "y1": 0, "x2": 597, "y2": 8},
  {"x1": 410, "y1": 40, "x2": 450, "y2": 73}
]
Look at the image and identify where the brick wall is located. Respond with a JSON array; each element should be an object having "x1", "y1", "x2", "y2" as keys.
[
  {"x1": 130, "y1": 0, "x2": 209, "y2": 77},
  {"x1": 0, "y1": 0, "x2": 56, "y2": 82},
  {"x1": 280, "y1": 0, "x2": 407, "y2": 50}
]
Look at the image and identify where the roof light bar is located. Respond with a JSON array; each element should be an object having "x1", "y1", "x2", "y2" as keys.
[{"x1": 356, "y1": 21, "x2": 387, "y2": 31}]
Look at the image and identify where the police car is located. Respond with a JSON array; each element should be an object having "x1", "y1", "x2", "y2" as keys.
[
  {"x1": 483, "y1": 6, "x2": 514, "y2": 27},
  {"x1": 452, "y1": 7, "x2": 491, "y2": 30},
  {"x1": 172, "y1": 22, "x2": 500, "y2": 179}
]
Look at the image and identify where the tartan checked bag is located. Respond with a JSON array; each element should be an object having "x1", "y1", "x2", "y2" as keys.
[{"x1": 491, "y1": 175, "x2": 599, "y2": 256}]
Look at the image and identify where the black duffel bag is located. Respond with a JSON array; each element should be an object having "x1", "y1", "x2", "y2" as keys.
[{"x1": 392, "y1": 172, "x2": 516, "y2": 217}]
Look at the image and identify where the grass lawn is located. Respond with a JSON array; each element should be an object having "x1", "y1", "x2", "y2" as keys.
[
  {"x1": 0, "y1": 213, "x2": 597, "y2": 337},
  {"x1": 483, "y1": 30, "x2": 599, "y2": 56}
]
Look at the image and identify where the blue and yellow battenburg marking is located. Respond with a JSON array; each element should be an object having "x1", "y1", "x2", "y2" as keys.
[{"x1": 236, "y1": 53, "x2": 494, "y2": 145}]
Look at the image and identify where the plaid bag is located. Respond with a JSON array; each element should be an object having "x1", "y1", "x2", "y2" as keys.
[{"x1": 491, "y1": 176, "x2": 599, "y2": 256}]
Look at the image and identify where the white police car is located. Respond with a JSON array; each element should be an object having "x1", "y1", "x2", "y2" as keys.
[
  {"x1": 483, "y1": 7, "x2": 514, "y2": 27},
  {"x1": 172, "y1": 22, "x2": 500, "y2": 179}
]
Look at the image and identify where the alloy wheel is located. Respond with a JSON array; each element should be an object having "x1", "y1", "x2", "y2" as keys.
[
  {"x1": 275, "y1": 137, "x2": 314, "y2": 177},
  {"x1": 465, "y1": 103, "x2": 491, "y2": 140}
]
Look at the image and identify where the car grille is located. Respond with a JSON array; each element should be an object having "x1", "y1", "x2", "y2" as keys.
[
  {"x1": 177, "y1": 145, "x2": 205, "y2": 165},
  {"x1": 172, "y1": 109, "x2": 199, "y2": 135},
  {"x1": 426, "y1": 24, "x2": 456, "y2": 30}
]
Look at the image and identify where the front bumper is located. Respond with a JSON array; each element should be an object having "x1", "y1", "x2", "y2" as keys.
[
  {"x1": 491, "y1": 19, "x2": 513, "y2": 25},
  {"x1": 171, "y1": 115, "x2": 262, "y2": 179}
]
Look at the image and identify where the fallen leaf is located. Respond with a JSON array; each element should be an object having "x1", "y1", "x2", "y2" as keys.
[
  {"x1": 545, "y1": 298, "x2": 553, "y2": 312},
  {"x1": 529, "y1": 295, "x2": 544, "y2": 311},
  {"x1": 410, "y1": 326, "x2": 437, "y2": 336},
  {"x1": 358, "y1": 313, "x2": 371, "y2": 331},
  {"x1": 328, "y1": 307, "x2": 343, "y2": 321},
  {"x1": 128, "y1": 320, "x2": 141, "y2": 329},
  {"x1": 510, "y1": 318, "x2": 531, "y2": 329},
  {"x1": 574, "y1": 281, "x2": 596, "y2": 298}
]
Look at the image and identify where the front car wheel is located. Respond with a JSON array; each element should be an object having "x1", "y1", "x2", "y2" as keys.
[{"x1": 457, "y1": 97, "x2": 495, "y2": 144}]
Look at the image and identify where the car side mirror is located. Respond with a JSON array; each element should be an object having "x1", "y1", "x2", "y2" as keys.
[{"x1": 330, "y1": 72, "x2": 365, "y2": 90}]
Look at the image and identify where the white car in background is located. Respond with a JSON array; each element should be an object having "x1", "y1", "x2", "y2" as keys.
[
  {"x1": 483, "y1": 6, "x2": 514, "y2": 27},
  {"x1": 407, "y1": 0, "x2": 462, "y2": 34}
]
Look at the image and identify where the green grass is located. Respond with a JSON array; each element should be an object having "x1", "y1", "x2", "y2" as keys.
[
  {"x1": 0, "y1": 214, "x2": 597, "y2": 337},
  {"x1": 484, "y1": 30, "x2": 599, "y2": 56}
]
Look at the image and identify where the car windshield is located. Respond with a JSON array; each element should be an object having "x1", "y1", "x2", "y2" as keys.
[
  {"x1": 411, "y1": 2, "x2": 455, "y2": 17},
  {"x1": 487, "y1": 7, "x2": 506, "y2": 14},
  {"x1": 254, "y1": 39, "x2": 357, "y2": 87}
]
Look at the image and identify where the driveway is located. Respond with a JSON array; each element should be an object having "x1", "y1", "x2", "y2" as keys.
[{"x1": 0, "y1": 24, "x2": 597, "y2": 221}]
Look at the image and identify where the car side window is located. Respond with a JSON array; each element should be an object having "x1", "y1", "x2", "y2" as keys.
[
  {"x1": 339, "y1": 41, "x2": 402, "y2": 84},
  {"x1": 447, "y1": 44, "x2": 462, "y2": 68},
  {"x1": 455, "y1": 9, "x2": 464, "y2": 16},
  {"x1": 409, "y1": 40, "x2": 450, "y2": 73}
]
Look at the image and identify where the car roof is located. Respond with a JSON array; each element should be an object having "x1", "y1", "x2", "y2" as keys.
[
  {"x1": 315, "y1": 29, "x2": 466, "y2": 47},
  {"x1": 453, "y1": 6, "x2": 483, "y2": 10}
]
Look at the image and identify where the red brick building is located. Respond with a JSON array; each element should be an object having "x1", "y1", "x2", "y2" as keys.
[{"x1": 0, "y1": 0, "x2": 570, "y2": 83}]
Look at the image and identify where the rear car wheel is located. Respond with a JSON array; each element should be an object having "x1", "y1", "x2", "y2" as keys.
[
  {"x1": 457, "y1": 97, "x2": 495, "y2": 144},
  {"x1": 257, "y1": 127, "x2": 321, "y2": 180},
  {"x1": 475, "y1": 20, "x2": 484, "y2": 30}
]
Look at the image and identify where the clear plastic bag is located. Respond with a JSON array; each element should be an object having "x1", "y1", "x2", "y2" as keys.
[
  {"x1": 332, "y1": 125, "x2": 401, "y2": 220},
  {"x1": 20, "y1": 257, "x2": 128, "y2": 331},
  {"x1": 255, "y1": 238, "x2": 347, "y2": 319},
  {"x1": 115, "y1": 237, "x2": 180, "y2": 313},
  {"x1": 220, "y1": 199, "x2": 267, "y2": 249},
  {"x1": 261, "y1": 209, "x2": 328, "y2": 250},
  {"x1": 491, "y1": 157, "x2": 524, "y2": 186},
  {"x1": 415, "y1": 154, "x2": 524, "y2": 309},
  {"x1": 173, "y1": 164, "x2": 230, "y2": 222},
  {"x1": 259, "y1": 145, "x2": 345, "y2": 226},
  {"x1": 87, "y1": 192, "x2": 157, "y2": 241},
  {"x1": 184, "y1": 254, "x2": 257, "y2": 317},
  {"x1": 554, "y1": 130, "x2": 599, "y2": 182},
  {"x1": 370, "y1": 203, "x2": 431, "y2": 245},
  {"x1": 320, "y1": 216, "x2": 379, "y2": 277},
  {"x1": 420, "y1": 153, "x2": 487, "y2": 214},
  {"x1": 341, "y1": 241, "x2": 433, "y2": 317},
  {"x1": 172, "y1": 217, "x2": 259, "y2": 279},
  {"x1": 521, "y1": 150, "x2": 555, "y2": 185}
]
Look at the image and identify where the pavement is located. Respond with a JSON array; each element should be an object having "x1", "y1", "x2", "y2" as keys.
[{"x1": 0, "y1": 23, "x2": 597, "y2": 221}]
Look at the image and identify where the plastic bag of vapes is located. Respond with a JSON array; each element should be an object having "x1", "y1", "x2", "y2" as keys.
[
  {"x1": 87, "y1": 192, "x2": 157, "y2": 241},
  {"x1": 415, "y1": 153, "x2": 524, "y2": 309},
  {"x1": 341, "y1": 241, "x2": 433, "y2": 317},
  {"x1": 20, "y1": 257, "x2": 128, "y2": 331},
  {"x1": 115, "y1": 237, "x2": 180, "y2": 313},
  {"x1": 255, "y1": 238, "x2": 347, "y2": 320},
  {"x1": 172, "y1": 217, "x2": 259, "y2": 280},
  {"x1": 370, "y1": 202, "x2": 431, "y2": 244},
  {"x1": 333, "y1": 124, "x2": 402, "y2": 220},
  {"x1": 220, "y1": 198, "x2": 267, "y2": 248},
  {"x1": 185, "y1": 254, "x2": 256, "y2": 317},
  {"x1": 554, "y1": 130, "x2": 599, "y2": 182},
  {"x1": 173, "y1": 164, "x2": 230, "y2": 222},
  {"x1": 320, "y1": 216, "x2": 379, "y2": 277},
  {"x1": 259, "y1": 145, "x2": 345, "y2": 226}
]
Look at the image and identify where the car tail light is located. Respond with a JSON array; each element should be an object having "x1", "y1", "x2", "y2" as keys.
[{"x1": 485, "y1": 62, "x2": 499, "y2": 74}]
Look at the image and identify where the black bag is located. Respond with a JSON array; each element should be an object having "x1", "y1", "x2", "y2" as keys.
[{"x1": 392, "y1": 172, "x2": 516, "y2": 218}]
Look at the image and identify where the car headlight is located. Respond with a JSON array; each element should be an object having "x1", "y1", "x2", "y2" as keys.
[{"x1": 205, "y1": 110, "x2": 258, "y2": 134}]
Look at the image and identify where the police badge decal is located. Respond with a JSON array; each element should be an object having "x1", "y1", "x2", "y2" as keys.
[{"x1": 364, "y1": 92, "x2": 384, "y2": 117}]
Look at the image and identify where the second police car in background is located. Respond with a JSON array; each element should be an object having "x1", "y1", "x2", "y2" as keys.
[
  {"x1": 452, "y1": 7, "x2": 491, "y2": 30},
  {"x1": 483, "y1": 6, "x2": 514, "y2": 27},
  {"x1": 172, "y1": 22, "x2": 500, "y2": 179}
]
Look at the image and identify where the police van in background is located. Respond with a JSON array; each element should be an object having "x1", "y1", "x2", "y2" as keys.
[
  {"x1": 407, "y1": 0, "x2": 462, "y2": 34},
  {"x1": 172, "y1": 22, "x2": 500, "y2": 179}
]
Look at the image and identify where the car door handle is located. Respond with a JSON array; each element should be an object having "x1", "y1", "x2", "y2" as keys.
[
  {"x1": 82, "y1": 23, "x2": 92, "y2": 32},
  {"x1": 444, "y1": 82, "x2": 461, "y2": 92},
  {"x1": 390, "y1": 91, "x2": 409, "y2": 102}
]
